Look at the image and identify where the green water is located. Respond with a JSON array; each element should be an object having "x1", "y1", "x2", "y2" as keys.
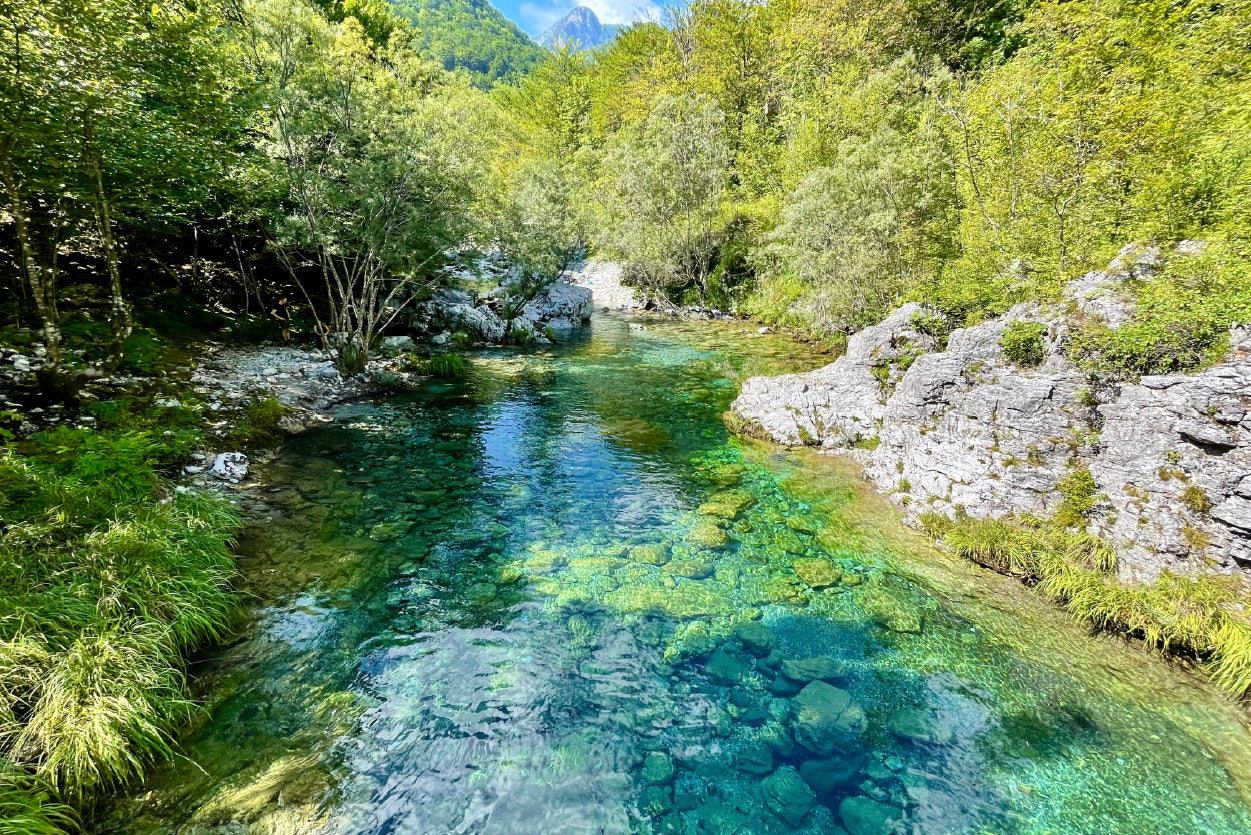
[{"x1": 108, "y1": 315, "x2": 1251, "y2": 835}]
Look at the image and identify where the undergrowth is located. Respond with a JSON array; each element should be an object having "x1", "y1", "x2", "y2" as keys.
[
  {"x1": 923, "y1": 512, "x2": 1251, "y2": 698},
  {"x1": 0, "y1": 429, "x2": 240, "y2": 823}
]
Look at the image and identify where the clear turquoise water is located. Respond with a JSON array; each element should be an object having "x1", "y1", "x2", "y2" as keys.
[{"x1": 108, "y1": 315, "x2": 1251, "y2": 835}]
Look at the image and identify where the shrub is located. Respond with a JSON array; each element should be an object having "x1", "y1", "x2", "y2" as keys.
[
  {"x1": 1055, "y1": 467, "x2": 1098, "y2": 527},
  {"x1": 1065, "y1": 245, "x2": 1251, "y2": 377},
  {"x1": 999, "y1": 320, "x2": 1048, "y2": 367}
]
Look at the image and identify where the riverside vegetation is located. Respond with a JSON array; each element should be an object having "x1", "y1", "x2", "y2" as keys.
[{"x1": 2, "y1": 0, "x2": 1251, "y2": 830}]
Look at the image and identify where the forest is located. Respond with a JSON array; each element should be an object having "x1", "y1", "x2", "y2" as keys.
[{"x1": 2, "y1": 0, "x2": 1250, "y2": 829}]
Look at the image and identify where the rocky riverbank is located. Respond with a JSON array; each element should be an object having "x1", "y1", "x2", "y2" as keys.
[{"x1": 731, "y1": 245, "x2": 1251, "y2": 583}]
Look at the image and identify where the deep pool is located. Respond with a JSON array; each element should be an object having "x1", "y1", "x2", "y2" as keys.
[{"x1": 108, "y1": 314, "x2": 1251, "y2": 835}]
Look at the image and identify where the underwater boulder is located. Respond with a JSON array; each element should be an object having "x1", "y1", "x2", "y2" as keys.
[
  {"x1": 780, "y1": 656, "x2": 847, "y2": 684},
  {"x1": 630, "y1": 542, "x2": 672, "y2": 565},
  {"x1": 734, "y1": 622, "x2": 777, "y2": 657},
  {"x1": 887, "y1": 706, "x2": 955, "y2": 745},
  {"x1": 688, "y1": 522, "x2": 730, "y2": 549},
  {"x1": 858, "y1": 574, "x2": 926, "y2": 633},
  {"x1": 799, "y1": 753, "x2": 869, "y2": 796},
  {"x1": 839, "y1": 795, "x2": 904, "y2": 835},
  {"x1": 642, "y1": 752, "x2": 676, "y2": 785},
  {"x1": 705, "y1": 648, "x2": 749, "y2": 685},
  {"x1": 792, "y1": 681, "x2": 867, "y2": 756},
  {"x1": 762, "y1": 766, "x2": 817, "y2": 827},
  {"x1": 792, "y1": 558, "x2": 843, "y2": 588}
]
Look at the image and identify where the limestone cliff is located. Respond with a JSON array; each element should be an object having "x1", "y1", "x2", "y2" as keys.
[{"x1": 731, "y1": 246, "x2": 1251, "y2": 581}]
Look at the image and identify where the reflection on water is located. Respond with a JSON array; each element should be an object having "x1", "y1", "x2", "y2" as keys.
[{"x1": 107, "y1": 315, "x2": 1251, "y2": 835}]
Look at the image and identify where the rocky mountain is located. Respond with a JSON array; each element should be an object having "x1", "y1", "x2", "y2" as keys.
[
  {"x1": 537, "y1": 6, "x2": 619, "y2": 50},
  {"x1": 730, "y1": 244, "x2": 1251, "y2": 582}
]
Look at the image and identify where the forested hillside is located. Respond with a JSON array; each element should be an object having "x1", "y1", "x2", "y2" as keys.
[
  {"x1": 389, "y1": 0, "x2": 546, "y2": 85},
  {"x1": 511, "y1": 0, "x2": 1251, "y2": 374}
]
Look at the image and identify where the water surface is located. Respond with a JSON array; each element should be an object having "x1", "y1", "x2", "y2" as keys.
[{"x1": 110, "y1": 315, "x2": 1251, "y2": 835}]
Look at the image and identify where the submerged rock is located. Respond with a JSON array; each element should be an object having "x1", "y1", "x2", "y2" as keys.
[
  {"x1": 792, "y1": 558, "x2": 843, "y2": 589},
  {"x1": 887, "y1": 706, "x2": 954, "y2": 745},
  {"x1": 791, "y1": 681, "x2": 867, "y2": 756},
  {"x1": 734, "y1": 622, "x2": 777, "y2": 657},
  {"x1": 800, "y1": 754, "x2": 868, "y2": 796},
  {"x1": 780, "y1": 656, "x2": 846, "y2": 684},
  {"x1": 762, "y1": 766, "x2": 816, "y2": 826},
  {"x1": 705, "y1": 648, "x2": 749, "y2": 685},
  {"x1": 839, "y1": 795, "x2": 904, "y2": 835},
  {"x1": 641, "y1": 752, "x2": 676, "y2": 785},
  {"x1": 368, "y1": 521, "x2": 412, "y2": 541},
  {"x1": 688, "y1": 522, "x2": 730, "y2": 549},
  {"x1": 858, "y1": 575, "x2": 926, "y2": 634},
  {"x1": 630, "y1": 542, "x2": 671, "y2": 565}
]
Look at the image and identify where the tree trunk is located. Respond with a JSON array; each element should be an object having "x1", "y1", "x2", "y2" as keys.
[
  {"x1": 0, "y1": 138, "x2": 64, "y2": 374},
  {"x1": 85, "y1": 139, "x2": 131, "y2": 364}
]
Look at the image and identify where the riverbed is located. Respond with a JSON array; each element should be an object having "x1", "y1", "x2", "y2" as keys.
[{"x1": 107, "y1": 313, "x2": 1251, "y2": 835}]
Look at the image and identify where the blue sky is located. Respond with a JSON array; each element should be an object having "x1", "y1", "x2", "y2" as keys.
[{"x1": 492, "y1": 0, "x2": 662, "y2": 37}]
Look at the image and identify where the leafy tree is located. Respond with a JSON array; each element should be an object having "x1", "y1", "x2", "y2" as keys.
[
  {"x1": 601, "y1": 95, "x2": 731, "y2": 306},
  {"x1": 246, "y1": 0, "x2": 488, "y2": 373}
]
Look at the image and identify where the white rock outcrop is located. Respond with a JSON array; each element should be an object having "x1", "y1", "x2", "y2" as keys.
[{"x1": 731, "y1": 246, "x2": 1251, "y2": 581}]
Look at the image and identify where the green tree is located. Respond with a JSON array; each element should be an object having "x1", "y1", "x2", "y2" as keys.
[{"x1": 601, "y1": 94, "x2": 731, "y2": 305}]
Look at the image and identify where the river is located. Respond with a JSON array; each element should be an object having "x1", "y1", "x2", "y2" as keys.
[{"x1": 107, "y1": 313, "x2": 1251, "y2": 835}]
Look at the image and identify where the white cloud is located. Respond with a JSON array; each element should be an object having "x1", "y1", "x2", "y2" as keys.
[
  {"x1": 581, "y1": 0, "x2": 662, "y2": 26},
  {"x1": 520, "y1": 0, "x2": 661, "y2": 35}
]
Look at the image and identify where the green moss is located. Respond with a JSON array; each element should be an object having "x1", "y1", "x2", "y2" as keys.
[
  {"x1": 224, "y1": 398, "x2": 287, "y2": 450},
  {"x1": 1181, "y1": 484, "x2": 1212, "y2": 513},
  {"x1": 1000, "y1": 321, "x2": 1048, "y2": 367}
]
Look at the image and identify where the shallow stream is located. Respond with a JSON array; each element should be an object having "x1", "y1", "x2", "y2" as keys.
[{"x1": 109, "y1": 315, "x2": 1251, "y2": 835}]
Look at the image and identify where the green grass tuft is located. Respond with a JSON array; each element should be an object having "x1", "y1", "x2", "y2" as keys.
[
  {"x1": 935, "y1": 514, "x2": 1251, "y2": 698},
  {"x1": 0, "y1": 432, "x2": 240, "y2": 812}
]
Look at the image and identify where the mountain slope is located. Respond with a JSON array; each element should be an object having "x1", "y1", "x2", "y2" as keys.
[
  {"x1": 389, "y1": 0, "x2": 546, "y2": 86},
  {"x1": 537, "y1": 6, "x2": 619, "y2": 50}
]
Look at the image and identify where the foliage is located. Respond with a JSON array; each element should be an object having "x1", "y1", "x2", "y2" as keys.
[
  {"x1": 999, "y1": 321, "x2": 1047, "y2": 367},
  {"x1": 935, "y1": 514, "x2": 1251, "y2": 697},
  {"x1": 599, "y1": 95, "x2": 731, "y2": 306},
  {"x1": 1054, "y1": 467, "x2": 1098, "y2": 528},
  {"x1": 1065, "y1": 244, "x2": 1251, "y2": 376},
  {"x1": 0, "y1": 763, "x2": 76, "y2": 835},
  {"x1": 245, "y1": 0, "x2": 493, "y2": 374}
]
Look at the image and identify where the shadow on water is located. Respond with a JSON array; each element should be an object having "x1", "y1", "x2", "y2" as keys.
[{"x1": 104, "y1": 315, "x2": 1251, "y2": 835}]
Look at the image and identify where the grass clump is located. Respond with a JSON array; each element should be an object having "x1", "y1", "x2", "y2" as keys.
[
  {"x1": 0, "y1": 762, "x2": 76, "y2": 834},
  {"x1": 399, "y1": 352, "x2": 468, "y2": 380},
  {"x1": 931, "y1": 513, "x2": 1251, "y2": 698},
  {"x1": 1055, "y1": 467, "x2": 1099, "y2": 528},
  {"x1": 999, "y1": 321, "x2": 1048, "y2": 367},
  {"x1": 0, "y1": 430, "x2": 240, "y2": 820}
]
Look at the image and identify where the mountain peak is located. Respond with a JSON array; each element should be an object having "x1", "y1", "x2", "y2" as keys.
[{"x1": 537, "y1": 6, "x2": 618, "y2": 50}]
